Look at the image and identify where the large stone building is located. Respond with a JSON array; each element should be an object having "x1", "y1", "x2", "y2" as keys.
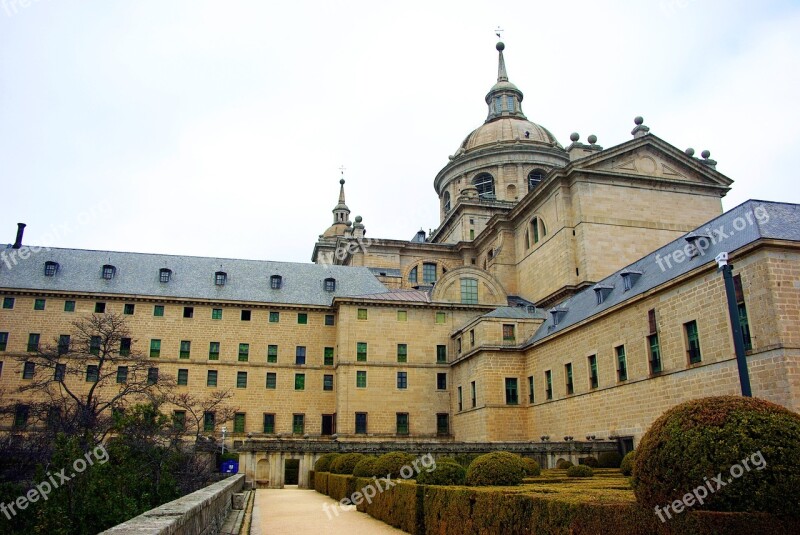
[{"x1": 1, "y1": 42, "x2": 798, "y2": 488}]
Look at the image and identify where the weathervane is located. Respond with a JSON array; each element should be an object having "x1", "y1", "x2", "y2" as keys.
[
  {"x1": 339, "y1": 165, "x2": 346, "y2": 176},
  {"x1": 495, "y1": 26, "x2": 504, "y2": 40}
]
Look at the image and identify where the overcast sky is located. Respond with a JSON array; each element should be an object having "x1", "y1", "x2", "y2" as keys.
[{"x1": 2, "y1": 1, "x2": 799, "y2": 263}]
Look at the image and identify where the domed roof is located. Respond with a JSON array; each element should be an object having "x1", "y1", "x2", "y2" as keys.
[{"x1": 459, "y1": 117, "x2": 563, "y2": 153}]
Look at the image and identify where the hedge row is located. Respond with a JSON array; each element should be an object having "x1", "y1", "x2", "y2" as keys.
[{"x1": 317, "y1": 474, "x2": 799, "y2": 535}]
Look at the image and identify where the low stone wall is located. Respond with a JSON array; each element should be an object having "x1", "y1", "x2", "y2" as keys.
[{"x1": 100, "y1": 474, "x2": 245, "y2": 535}]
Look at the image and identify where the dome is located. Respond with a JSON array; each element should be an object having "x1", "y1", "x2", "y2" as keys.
[{"x1": 458, "y1": 117, "x2": 563, "y2": 153}]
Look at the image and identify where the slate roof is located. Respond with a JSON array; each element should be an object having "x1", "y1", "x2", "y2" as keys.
[
  {"x1": 0, "y1": 247, "x2": 388, "y2": 306},
  {"x1": 482, "y1": 306, "x2": 546, "y2": 320},
  {"x1": 349, "y1": 289, "x2": 433, "y2": 303},
  {"x1": 529, "y1": 200, "x2": 800, "y2": 344}
]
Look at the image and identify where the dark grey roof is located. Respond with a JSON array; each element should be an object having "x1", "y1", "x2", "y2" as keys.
[
  {"x1": 483, "y1": 306, "x2": 545, "y2": 320},
  {"x1": 529, "y1": 200, "x2": 799, "y2": 343},
  {"x1": 0, "y1": 247, "x2": 387, "y2": 306}
]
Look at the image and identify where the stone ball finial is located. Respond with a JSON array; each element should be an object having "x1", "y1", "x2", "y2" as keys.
[
  {"x1": 345, "y1": 221, "x2": 352, "y2": 227},
  {"x1": 570, "y1": 132, "x2": 580, "y2": 142},
  {"x1": 634, "y1": 116, "x2": 644, "y2": 125},
  {"x1": 685, "y1": 148, "x2": 695, "y2": 157},
  {"x1": 339, "y1": 178, "x2": 345, "y2": 185},
  {"x1": 701, "y1": 150, "x2": 711, "y2": 159},
  {"x1": 496, "y1": 41, "x2": 505, "y2": 51},
  {"x1": 355, "y1": 215, "x2": 363, "y2": 223},
  {"x1": 588, "y1": 134, "x2": 597, "y2": 144}
]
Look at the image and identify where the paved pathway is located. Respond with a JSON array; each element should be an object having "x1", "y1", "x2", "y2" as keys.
[{"x1": 250, "y1": 487, "x2": 407, "y2": 534}]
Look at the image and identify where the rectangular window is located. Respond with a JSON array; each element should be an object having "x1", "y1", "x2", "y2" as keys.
[
  {"x1": 435, "y1": 312, "x2": 446, "y2": 324},
  {"x1": 356, "y1": 342, "x2": 367, "y2": 362},
  {"x1": 471, "y1": 381, "x2": 476, "y2": 407},
  {"x1": 323, "y1": 374, "x2": 334, "y2": 391},
  {"x1": 565, "y1": 363, "x2": 574, "y2": 395},
  {"x1": 241, "y1": 309, "x2": 251, "y2": 321},
  {"x1": 422, "y1": 262, "x2": 437, "y2": 284},
  {"x1": 54, "y1": 363, "x2": 66, "y2": 382},
  {"x1": 397, "y1": 371, "x2": 407, "y2": 389},
  {"x1": 269, "y1": 311, "x2": 280, "y2": 323},
  {"x1": 469, "y1": 229, "x2": 475, "y2": 240},
  {"x1": 460, "y1": 278, "x2": 478, "y2": 304},
  {"x1": 237, "y1": 371, "x2": 247, "y2": 389},
  {"x1": 150, "y1": 339, "x2": 161, "y2": 358},
  {"x1": 436, "y1": 413, "x2": 449, "y2": 435},
  {"x1": 295, "y1": 346, "x2": 306, "y2": 365},
  {"x1": 27, "y1": 333, "x2": 40, "y2": 352},
  {"x1": 267, "y1": 344, "x2": 278, "y2": 363},
  {"x1": 238, "y1": 343, "x2": 250, "y2": 362},
  {"x1": 397, "y1": 343, "x2": 407, "y2": 363},
  {"x1": 396, "y1": 412, "x2": 409, "y2": 435},
  {"x1": 203, "y1": 412, "x2": 215, "y2": 432},
  {"x1": 95, "y1": 302, "x2": 106, "y2": 313},
  {"x1": 209, "y1": 342, "x2": 220, "y2": 360},
  {"x1": 545, "y1": 370, "x2": 553, "y2": 400},
  {"x1": 34, "y1": 298, "x2": 46, "y2": 311},
  {"x1": 153, "y1": 305, "x2": 164, "y2": 317},
  {"x1": 457, "y1": 337, "x2": 462, "y2": 354},
  {"x1": 588, "y1": 355, "x2": 599, "y2": 389},
  {"x1": 686, "y1": 321, "x2": 702, "y2": 363},
  {"x1": 458, "y1": 386, "x2": 463, "y2": 411},
  {"x1": 13, "y1": 405, "x2": 29, "y2": 429},
  {"x1": 0, "y1": 332, "x2": 6, "y2": 352},
  {"x1": 58, "y1": 334, "x2": 70, "y2": 355},
  {"x1": 436, "y1": 345, "x2": 447, "y2": 363},
  {"x1": 179, "y1": 340, "x2": 191, "y2": 359},
  {"x1": 323, "y1": 347, "x2": 334, "y2": 366},
  {"x1": 212, "y1": 308, "x2": 223, "y2": 320},
  {"x1": 173, "y1": 411, "x2": 185, "y2": 430},
  {"x1": 505, "y1": 377, "x2": 519, "y2": 404},
  {"x1": 648, "y1": 308, "x2": 658, "y2": 334},
  {"x1": 123, "y1": 303, "x2": 135, "y2": 315},
  {"x1": 470, "y1": 330, "x2": 475, "y2": 347},
  {"x1": 397, "y1": 310, "x2": 407, "y2": 322},
  {"x1": 22, "y1": 361, "x2": 35, "y2": 379},
  {"x1": 616, "y1": 345, "x2": 628, "y2": 381},
  {"x1": 3, "y1": 297, "x2": 15, "y2": 309},
  {"x1": 324, "y1": 314, "x2": 335, "y2": 326},
  {"x1": 177, "y1": 368, "x2": 188, "y2": 386},
  {"x1": 292, "y1": 414, "x2": 305, "y2": 435},
  {"x1": 89, "y1": 335, "x2": 101, "y2": 356},
  {"x1": 263, "y1": 413, "x2": 275, "y2": 434},
  {"x1": 294, "y1": 373, "x2": 305, "y2": 390},
  {"x1": 64, "y1": 300, "x2": 75, "y2": 312},
  {"x1": 356, "y1": 370, "x2": 367, "y2": 388},
  {"x1": 266, "y1": 372, "x2": 276, "y2": 389},
  {"x1": 183, "y1": 306, "x2": 194, "y2": 319},
  {"x1": 116, "y1": 366, "x2": 128, "y2": 384},
  {"x1": 207, "y1": 370, "x2": 218, "y2": 387},
  {"x1": 528, "y1": 375, "x2": 534, "y2": 403},
  {"x1": 734, "y1": 275, "x2": 752, "y2": 351},
  {"x1": 297, "y1": 313, "x2": 308, "y2": 324},
  {"x1": 147, "y1": 367, "x2": 159, "y2": 384},
  {"x1": 648, "y1": 335, "x2": 662, "y2": 373},
  {"x1": 502, "y1": 324, "x2": 516, "y2": 342},
  {"x1": 357, "y1": 308, "x2": 368, "y2": 320},
  {"x1": 120, "y1": 337, "x2": 131, "y2": 356},
  {"x1": 355, "y1": 412, "x2": 368, "y2": 434},
  {"x1": 436, "y1": 372, "x2": 447, "y2": 390}
]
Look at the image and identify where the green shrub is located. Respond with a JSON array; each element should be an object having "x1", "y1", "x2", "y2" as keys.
[
  {"x1": 466, "y1": 452, "x2": 526, "y2": 486},
  {"x1": 416, "y1": 460, "x2": 466, "y2": 486},
  {"x1": 619, "y1": 450, "x2": 635, "y2": 476},
  {"x1": 374, "y1": 452, "x2": 415, "y2": 479},
  {"x1": 632, "y1": 395, "x2": 800, "y2": 515},
  {"x1": 453, "y1": 453, "x2": 481, "y2": 468},
  {"x1": 578, "y1": 457, "x2": 599, "y2": 468},
  {"x1": 521, "y1": 457, "x2": 541, "y2": 476},
  {"x1": 314, "y1": 453, "x2": 340, "y2": 473},
  {"x1": 352, "y1": 456, "x2": 378, "y2": 477},
  {"x1": 555, "y1": 459, "x2": 573, "y2": 469},
  {"x1": 597, "y1": 451, "x2": 622, "y2": 468},
  {"x1": 566, "y1": 464, "x2": 594, "y2": 478},
  {"x1": 330, "y1": 453, "x2": 365, "y2": 475}
]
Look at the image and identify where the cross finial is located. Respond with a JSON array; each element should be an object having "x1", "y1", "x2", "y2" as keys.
[
  {"x1": 339, "y1": 165, "x2": 346, "y2": 176},
  {"x1": 495, "y1": 26, "x2": 504, "y2": 40}
]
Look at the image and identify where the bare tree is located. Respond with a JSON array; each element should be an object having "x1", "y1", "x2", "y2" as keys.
[{"x1": 165, "y1": 388, "x2": 237, "y2": 442}]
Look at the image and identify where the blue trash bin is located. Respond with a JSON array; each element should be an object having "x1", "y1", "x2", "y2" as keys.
[{"x1": 221, "y1": 460, "x2": 239, "y2": 473}]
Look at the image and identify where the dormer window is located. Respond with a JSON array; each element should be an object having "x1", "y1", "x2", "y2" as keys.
[
  {"x1": 214, "y1": 271, "x2": 227, "y2": 286},
  {"x1": 159, "y1": 268, "x2": 172, "y2": 283},
  {"x1": 44, "y1": 261, "x2": 59, "y2": 277},
  {"x1": 324, "y1": 278, "x2": 336, "y2": 292},
  {"x1": 683, "y1": 232, "x2": 713, "y2": 259},
  {"x1": 550, "y1": 307, "x2": 568, "y2": 326},
  {"x1": 270, "y1": 275, "x2": 282, "y2": 290},
  {"x1": 594, "y1": 284, "x2": 614, "y2": 305},
  {"x1": 102, "y1": 265, "x2": 116, "y2": 280},
  {"x1": 621, "y1": 270, "x2": 643, "y2": 291}
]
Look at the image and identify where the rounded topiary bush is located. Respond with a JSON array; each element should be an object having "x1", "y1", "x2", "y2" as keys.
[
  {"x1": 522, "y1": 457, "x2": 541, "y2": 476},
  {"x1": 597, "y1": 451, "x2": 623, "y2": 468},
  {"x1": 373, "y1": 452, "x2": 415, "y2": 479},
  {"x1": 330, "y1": 453, "x2": 365, "y2": 475},
  {"x1": 314, "y1": 453, "x2": 340, "y2": 473},
  {"x1": 579, "y1": 457, "x2": 599, "y2": 468},
  {"x1": 416, "y1": 460, "x2": 466, "y2": 486},
  {"x1": 632, "y1": 396, "x2": 800, "y2": 515},
  {"x1": 466, "y1": 452, "x2": 526, "y2": 486},
  {"x1": 620, "y1": 450, "x2": 636, "y2": 476},
  {"x1": 567, "y1": 464, "x2": 594, "y2": 478},
  {"x1": 352, "y1": 456, "x2": 378, "y2": 477},
  {"x1": 556, "y1": 459, "x2": 573, "y2": 469}
]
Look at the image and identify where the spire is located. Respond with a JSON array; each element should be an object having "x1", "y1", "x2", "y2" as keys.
[
  {"x1": 337, "y1": 178, "x2": 347, "y2": 206},
  {"x1": 484, "y1": 41, "x2": 526, "y2": 122},
  {"x1": 497, "y1": 41, "x2": 509, "y2": 82},
  {"x1": 332, "y1": 170, "x2": 350, "y2": 225}
]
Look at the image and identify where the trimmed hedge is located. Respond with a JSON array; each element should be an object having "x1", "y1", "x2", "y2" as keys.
[
  {"x1": 556, "y1": 459, "x2": 573, "y2": 469},
  {"x1": 466, "y1": 452, "x2": 526, "y2": 486},
  {"x1": 314, "y1": 470, "x2": 329, "y2": 495},
  {"x1": 352, "y1": 455, "x2": 378, "y2": 477},
  {"x1": 578, "y1": 457, "x2": 599, "y2": 468},
  {"x1": 632, "y1": 396, "x2": 800, "y2": 515},
  {"x1": 373, "y1": 452, "x2": 415, "y2": 479},
  {"x1": 597, "y1": 451, "x2": 623, "y2": 468},
  {"x1": 330, "y1": 453, "x2": 365, "y2": 475},
  {"x1": 567, "y1": 464, "x2": 594, "y2": 478},
  {"x1": 522, "y1": 457, "x2": 541, "y2": 476},
  {"x1": 620, "y1": 450, "x2": 635, "y2": 476},
  {"x1": 314, "y1": 452, "x2": 340, "y2": 473},
  {"x1": 416, "y1": 460, "x2": 466, "y2": 486}
]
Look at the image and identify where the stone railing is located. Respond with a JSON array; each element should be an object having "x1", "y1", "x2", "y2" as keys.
[{"x1": 100, "y1": 474, "x2": 245, "y2": 535}]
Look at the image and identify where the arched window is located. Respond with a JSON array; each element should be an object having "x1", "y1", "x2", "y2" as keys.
[
  {"x1": 443, "y1": 191, "x2": 451, "y2": 213},
  {"x1": 101, "y1": 265, "x2": 116, "y2": 280},
  {"x1": 422, "y1": 262, "x2": 437, "y2": 284},
  {"x1": 44, "y1": 261, "x2": 59, "y2": 277},
  {"x1": 324, "y1": 278, "x2": 336, "y2": 292},
  {"x1": 270, "y1": 275, "x2": 282, "y2": 289},
  {"x1": 473, "y1": 173, "x2": 495, "y2": 199},
  {"x1": 525, "y1": 229, "x2": 530, "y2": 249},
  {"x1": 531, "y1": 217, "x2": 547, "y2": 244},
  {"x1": 528, "y1": 169, "x2": 545, "y2": 191},
  {"x1": 159, "y1": 268, "x2": 172, "y2": 283},
  {"x1": 215, "y1": 271, "x2": 227, "y2": 286},
  {"x1": 507, "y1": 184, "x2": 517, "y2": 200},
  {"x1": 408, "y1": 266, "x2": 418, "y2": 284}
]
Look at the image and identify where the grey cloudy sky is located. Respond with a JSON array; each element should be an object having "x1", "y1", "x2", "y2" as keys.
[{"x1": 2, "y1": 1, "x2": 798, "y2": 263}]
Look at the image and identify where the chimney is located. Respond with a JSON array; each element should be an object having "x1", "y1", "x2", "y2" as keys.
[{"x1": 12, "y1": 223, "x2": 26, "y2": 249}]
